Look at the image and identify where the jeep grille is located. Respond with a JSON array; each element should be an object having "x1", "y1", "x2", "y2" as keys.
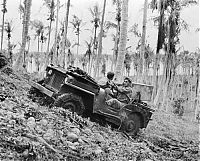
[{"x1": 52, "y1": 73, "x2": 65, "y2": 89}]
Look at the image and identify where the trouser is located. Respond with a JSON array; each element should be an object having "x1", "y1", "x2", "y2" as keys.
[{"x1": 106, "y1": 98, "x2": 125, "y2": 109}]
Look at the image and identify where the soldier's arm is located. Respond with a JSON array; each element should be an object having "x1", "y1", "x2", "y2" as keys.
[{"x1": 118, "y1": 86, "x2": 132, "y2": 94}]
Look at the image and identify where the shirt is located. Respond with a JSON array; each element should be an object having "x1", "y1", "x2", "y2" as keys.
[{"x1": 117, "y1": 86, "x2": 132, "y2": 103}]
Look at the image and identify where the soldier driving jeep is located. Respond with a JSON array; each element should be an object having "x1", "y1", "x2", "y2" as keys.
[{"x1": 105, "y1": 77, "x2": 133, "y2": 109}]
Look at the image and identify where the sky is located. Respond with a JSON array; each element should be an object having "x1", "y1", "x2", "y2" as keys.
[{"x1": 1, "y1": 0, "x2": 199, "y2": 55}]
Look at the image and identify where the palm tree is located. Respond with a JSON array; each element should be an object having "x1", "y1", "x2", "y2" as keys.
[
  {"x1": 26, "y1": 35, "x2": 31, "y2": 54},
  {"x1": 94, "y1": 0, "x2": 107, "y2": 78},
  {"x1": 14, "y1": 0, "x2": 32, "y2": 70},
  {"x1": 44, "y1": 0, "x2": 55, "y2": 67},
  {"x1": 151, "y1": 0, "x2": 198, "y2": 108},
  {"x1": 194, "y1": 50, "x2": 200, "y2": 119},
  {"x1": 150, "y1": 0, "x2": 166, "y2": 102},
  {"x1": 1, "y1": 0, "x2": 7, "y2": 51},
  {"x1": 53, "y1": 0, "x2": 60, "y2": 65},
  {"x1": 4, "y1": 21, "x2": 15, "y2": 63},
  {"x1": 114, "y1": 0, "x2": 129, "y2": 83},
  {"x1": 124, "y1": 51, "x2": 132, "y2": 76},
  {"x1": 104, "y1": 21, "x2": 118, "y2": 71},
  {"x1": 60, "y1": 0, "x2": 70, "y2": 68},
  {"x1": 89, "y1": 3, "x2": 101, "y2": 74},
  {"x1": 30, "y1": 20, "x2": 45, "y2": 53},
  {"x1": 30, "y1": 20, "x2": 46, "y2": 72},
  {"x1": 84, "y1": 37, "x2": 93, "y2": 73},
  {"x1": 70, "y1": 15, "x2": 83, "y2": 58},
  {"x1": 140, "y1": 0, "x2": 148, "y2": 80},
  {"x1": 112, "y1": 0, "x2": 122, "y2": 70}
]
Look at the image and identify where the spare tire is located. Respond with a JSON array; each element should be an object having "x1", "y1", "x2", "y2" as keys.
[{"x1": 54, "y1": 93, "x2": 85, "y2": 115}]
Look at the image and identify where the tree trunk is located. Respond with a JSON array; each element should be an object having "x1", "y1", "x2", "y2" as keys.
[
  {"x1": 114, "y1": 0, "x2": 129, "y2": 83},
  {"x1": 161, "y1": 18, "x2": 172, "y2": 110},
  {"x1": 7, "y1": 38, "x2": 11, "y2": 63},
  {"x1": 111, "y1": 28, "x2": 118, "y2": 71},
  {"x1": 54, "y1": 0, "x2": 60, "y2": 65},
  {"x1": 94, "y1": 0, "x2": 107, "y2": 78},
  {"x1": 60, "y1": 0, "x2": 70, "y2": 68},
  {"x1": 153, "y1": 54, "x2": 167, "y2": 107},
  {"x1": 1, "y1": 2, "x2": 6, "y2": 51},
  {"x1": 139, "y1": 0, "x2": 148, "y2": 82},
  {"x1": 45, "y1": 19, "x2": 53, "y2": 67},
  {"x1": 37, "y1": 35, "x2": 40, "y2": 52},
  {"x1": 76, "y1": 33, "x2": 79, "y2": 66},
  {"x1": 194, "y1": 58, "x2": 199, "y2": 120},
  {"x1": 89, "y1": 26, "x2": 98, "y2": 75},
  {"x1": 152, "y1": 0, "x2": 165, "y2": 101},
  {"x1": 14, "y1": 0, "x2": 32, "y2": 70}
]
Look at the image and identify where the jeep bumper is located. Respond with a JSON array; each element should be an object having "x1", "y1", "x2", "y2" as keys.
[{"x1": 31, "y1": 81, "x2": 54, "y2": 97}]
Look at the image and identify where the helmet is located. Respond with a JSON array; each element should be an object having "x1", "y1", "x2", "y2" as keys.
[{"x1": 107, "y1": 72, "x2": 114, "y2": 80}]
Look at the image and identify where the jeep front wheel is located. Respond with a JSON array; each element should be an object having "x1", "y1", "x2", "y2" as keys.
[
  {"x1": 54, "y1": 93, "x2": 85, "y2": 115},
  {"x1": 122, "y1": 113, "x2": 142, "y2": 136}
]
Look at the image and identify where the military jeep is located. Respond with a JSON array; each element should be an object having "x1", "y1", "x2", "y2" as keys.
[{"x1": 29, "y1": 65, "x2": 154, "y2": 135}]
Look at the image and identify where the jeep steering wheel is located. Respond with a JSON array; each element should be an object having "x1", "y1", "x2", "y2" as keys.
[
  {"x1": 111, "y1": 83, "x2": 131, "y2": 104},
  {"x1": 119, "y1": 91, "x2": 131, "y2": 104}
]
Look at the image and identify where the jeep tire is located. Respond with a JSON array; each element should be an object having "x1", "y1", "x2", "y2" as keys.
[
  {"x1": 54, "y1": 93, "x2": 85, "y2": 115},
  {"x1": 121, "y1": 113, "x2": 142, "y2": 136}
]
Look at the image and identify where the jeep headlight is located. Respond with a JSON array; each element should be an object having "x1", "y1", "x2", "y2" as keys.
[
  {"x1": 47, "y1": 69, "x2": 53, "y2": 75},
  {"x1": 64, "y1": 75, "x2": 73, "y2": 83}
]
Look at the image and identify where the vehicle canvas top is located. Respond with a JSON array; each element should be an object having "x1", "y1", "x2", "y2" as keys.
[{"x1": 47, "y1": 65, "x2": 100, "y2": 94}]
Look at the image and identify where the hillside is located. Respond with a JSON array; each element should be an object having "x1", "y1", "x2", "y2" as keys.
[{"x1": 0, "y1": 66, "x2": 199, "y2": 161}]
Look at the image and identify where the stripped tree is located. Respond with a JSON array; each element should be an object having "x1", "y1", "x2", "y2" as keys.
[
  {"x1": 114, "y1": 0, "x2": 129, "y2": 83},
  {"x1": 94, "y1": 0, "x2": 107, "y2": 78},
  {"x1": 14, "y1": 0, "x2": 32, "y2": 70},
  {"x1": 1, "y1": 0, "x2": 7, "y2": 51}
]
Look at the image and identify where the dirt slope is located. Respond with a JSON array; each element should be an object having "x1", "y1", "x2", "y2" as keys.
[{"x1": 0, "y1": 67, "x2": 198, "y2": 161}]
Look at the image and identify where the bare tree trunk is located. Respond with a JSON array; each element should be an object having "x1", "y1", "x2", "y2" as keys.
[
  {"x1": 114, "y1": 0, "x2": 129, "y2": 83},
  {"x1": 60, "y1": 0, "x2": 70, "y2": 68},
  {"x1": 153, "y1": 54, "x2": 167, "y2": 107},
  {"x1": 180, "y1": 75, "x2": 184, "y2": 97},
  {"x1": 161, "y1": 18, "x2": 172, "y2": 110},
  {"x1": 76, "y1": 33, "x2": 80, "y2": 66},
  {"x1": 14, "y1": 0, "x2": 32, "y2": 70},
  {"x1": 194, "y1": 58, "x2": 199, "y2": 120},
  {"x1": 111, "y1": 28, "x2": 118, "y2": 71},
  {"x1": 152, "y1": 0, "x2": 165, "y2": 101},
  {"x1": 7, "y1": 38, "x2": 11, "y2": 63},
  {"x1": 89, "y1": 26, "x2": 98, "y2": 75},
  {"x1": 170, "y1": 76, "x2": 176, "y2": 111},
  {"x1": 37, "y1": 35, "x2": 40, "y2": 52},
  {"x1": 139, "y1": 0, "x2": 148, "y2": 82},
  {"x1": 94, "y1": 0, "x2": 107, "y2": 78},
  {"x1": 45, "y1": 19, "x2": 53, "y2": 67},
  {"x1": 1, "y1": 0, "x2": 6, "y2": 51},
  {"x1": 54, "y1": 0, "x2": 60, "y2": 65}
]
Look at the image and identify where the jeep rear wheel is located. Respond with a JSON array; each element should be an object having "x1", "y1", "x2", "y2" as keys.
[
  {"x1": 122, "y1": 113, "x2": 142, "y2": 136},
  {"x1": 54, "y1": 93, "x2": 85, "y2": 115}
]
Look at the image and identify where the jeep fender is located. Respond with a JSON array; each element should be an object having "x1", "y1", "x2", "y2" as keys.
[
  {"x1": 59, "y1": 84, "x2": 95, "y2": 112},
  {"x1": 121, "y1": 104, "x2": 147, "y2": 128}
]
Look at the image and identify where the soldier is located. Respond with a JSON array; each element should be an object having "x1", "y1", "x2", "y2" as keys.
[
  {"x1": 100, "y1": 71, "x2": 115, "y2": 89},
  {"x1": 106, "y1": 77, "x2": 133, "y2": 109}
]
